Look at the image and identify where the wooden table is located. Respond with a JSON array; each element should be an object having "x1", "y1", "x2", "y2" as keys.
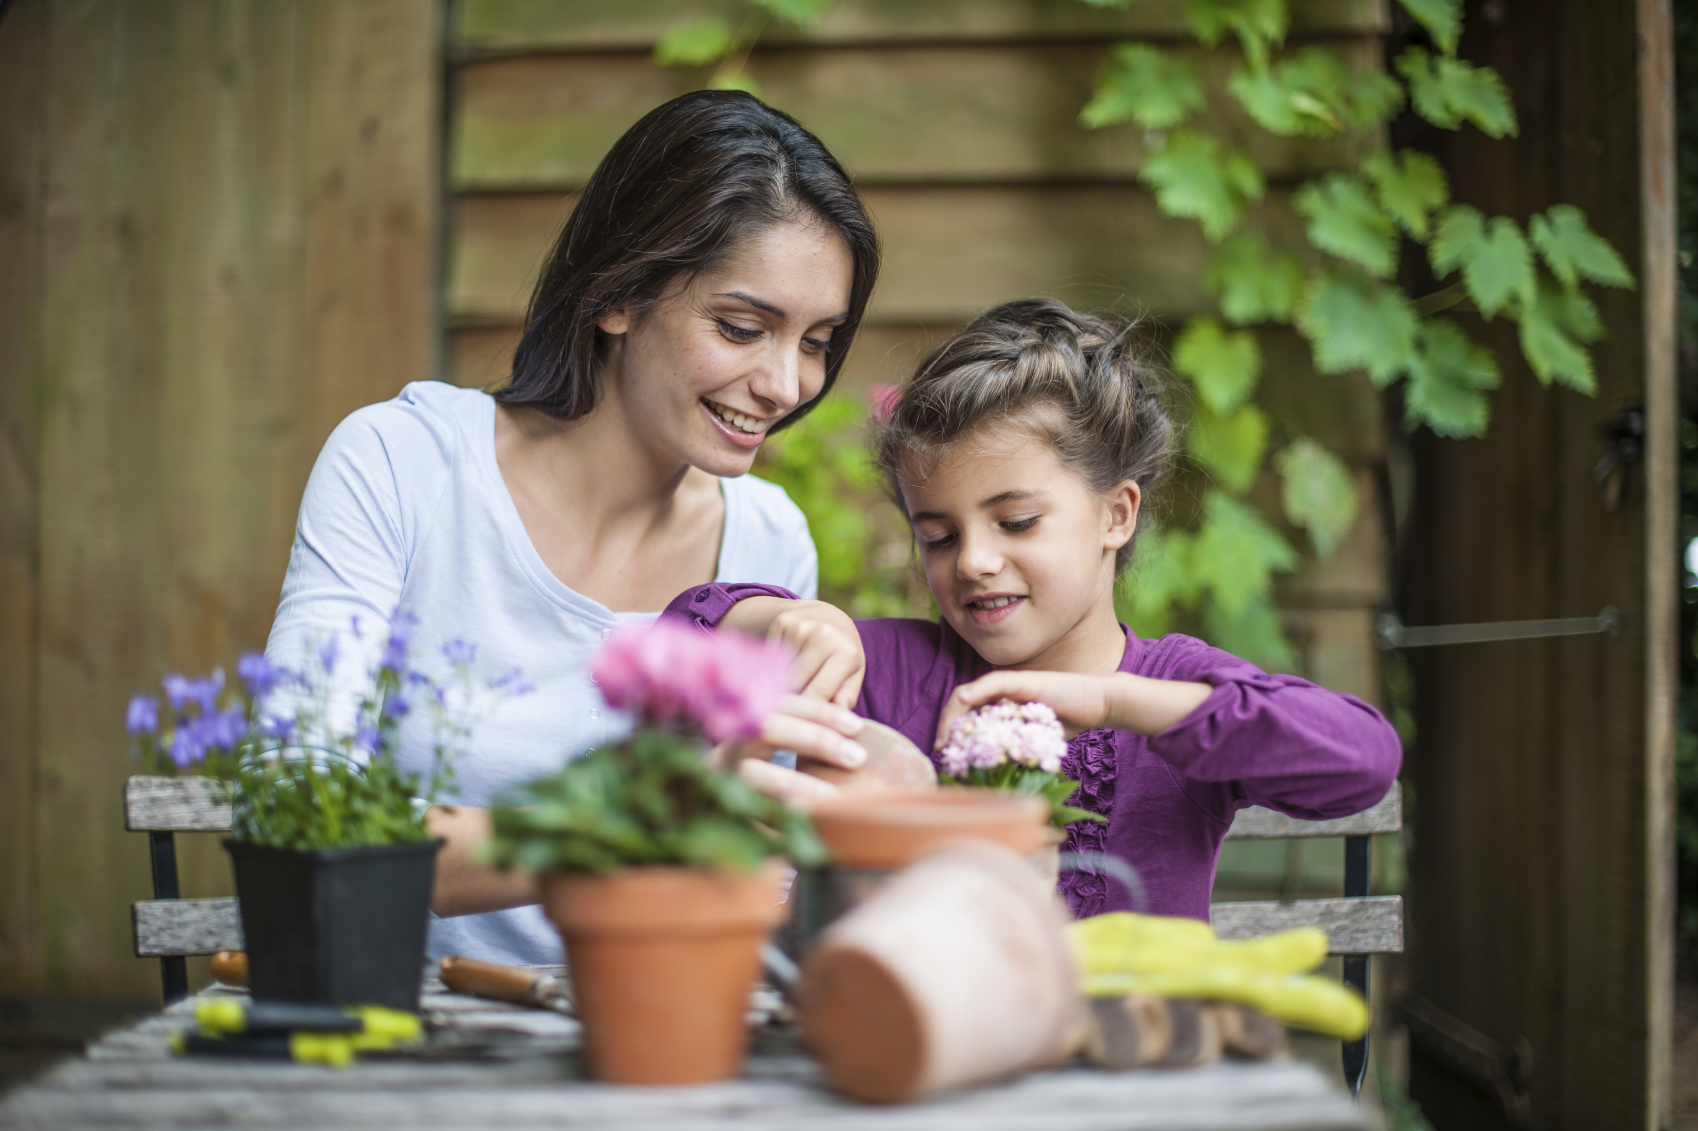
[{"x1": 0, "y1": 978, "x2": 1366, "y2": 1130}]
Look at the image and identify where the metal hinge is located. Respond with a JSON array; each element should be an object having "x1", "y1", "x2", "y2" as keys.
[{"x1": 1375, "y1": 607, "x2": 1622, "y2": 650}]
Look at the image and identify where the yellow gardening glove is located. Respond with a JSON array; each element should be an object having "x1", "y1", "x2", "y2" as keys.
[{"x1": 1080, "y1": 967, "x2": 1368, "y2": 1039}]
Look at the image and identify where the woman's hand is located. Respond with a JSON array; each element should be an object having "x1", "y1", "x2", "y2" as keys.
[
  {"x1": 722, "y1": 597, "x2": 865, "y2": 708},
  {"x1": 934, "y1": 670, "x2": 1216, "y2": 750},
  {"x1": 711, "y1": 695, "x2": 937, "y2": 805},
  {"x1": 708, "y1": 693, "x2": 868, "y2": 775}
]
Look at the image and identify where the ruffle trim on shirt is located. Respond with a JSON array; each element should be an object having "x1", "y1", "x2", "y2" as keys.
[{"x1": 1057, "y1": 728, "x2": 1117, "y2": 919}]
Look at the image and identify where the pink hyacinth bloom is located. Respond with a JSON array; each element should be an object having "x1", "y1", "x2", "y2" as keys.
[
  {"x1": 938, "y1": 699, "x2": 1067, "y2": 777},
  {"x1": 869, "y1": 383, "x2": 901, "y2": 424},
  {"x1": 592, "y1": 619, "x2": 792, "y2": 744}
]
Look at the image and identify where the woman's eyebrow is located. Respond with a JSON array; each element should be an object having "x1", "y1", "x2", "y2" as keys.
[{"x1": 713, "y1": 291, "x2": 850, "y2": 324}]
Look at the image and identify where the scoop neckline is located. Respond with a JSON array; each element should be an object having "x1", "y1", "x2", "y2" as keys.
[{"x1": 470, "y1": 392, "x2": 736, "y2": 623}]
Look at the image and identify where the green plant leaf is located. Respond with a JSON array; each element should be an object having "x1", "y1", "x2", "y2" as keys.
[
  {"x1": 1186, "y1": 0, "x2": 1288, "y2": 67},
  {"x1": 1528, "y1": 204, "x2": 1635, "y2": 290},
  {"x1": 653, "y1": 18, "x2": 738, "y2": 67},
  {"x1": 1299, "y1": 272, "x2": 1419, "y2": 384},
  {"x1": 1361, "y1": 149, "x2": 1448, "y2": 239},
  {"x1": 1082, "y1": 43, "x2": 1206, "y2": 130},
  {"x1": 1275, "y1": 438, "x2": 1358, "y2": 558},
  {"x1": 1402, "y1": 317, "x2": 1500, "y2": 438},
  {"x1": 1202, "y1": 594, "x2": 1298, "y2": 671},
  {"x1": 1396, "y1": 48, "x2": 1517, "y2": 138},
  {"x1": 1119, "y1": 525, "x2": 1199, "y2": 637},
  {"x1": 1294, "y1": 172, "x2": 1399, "y2": 278},
  {"x1": 1192, "y1": 491, "x2": 1298, "y2": 617},
  {"x1": 1139, "y1": 130, "x2": 1265, "y2": 242},
  {"x1": 1203, "y1": 233, "x2": 1305, "y2": 324},
  {"x1": 1397, "y1": 0, "x2": 1461, "y2": 55},
  {"x1": 1187, "y1": 403, "x2": 1270, "y2": 493},
  {"x1": 1428, "y1": 205, "x2": 1533, "y2": 319},
  {"x1": 1173, "y1": 315, "x2": 1263, "y2": 412},
  {"x1": 709, "y1": 67, "x2": 762, "y2": 95},
  {"x1": 750, "y1": 0, "x2": 832, "y2": 24},
  {"x1": 1518, "y1": 277, "x2": 1597, "y2": 393},
  {"x1": 1228, "y1": 48, "x2": 1402, "y2": 137}
]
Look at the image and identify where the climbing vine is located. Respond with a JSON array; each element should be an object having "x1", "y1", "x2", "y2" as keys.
[{"x1": 656, "y1": 0, "x2": 1636, "y2": 670}]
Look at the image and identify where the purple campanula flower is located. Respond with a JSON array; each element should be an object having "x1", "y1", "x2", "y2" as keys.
[
  {"x1": 492, "y1": 668, "x2": 534, "y2": 697},
  {"x1": 354, "y1": 724, "x2": 380, "y2": 753},
  {"x1": 126, "y1": 695, "x2": 160, "y2": 735},
  {"x1": 237, "y1": 652, "x2": 280, "y2": 697},
  {"x1": 382, "y1": 690, "x2": 413, "y2": 719},
  {"x1": 318, "y1": 637, "x2": 340, "y2": 674},
  {"x1": 442, "y1": 639, "x2": 476, "y2": 666},
  {"x1": 162, "y1": 674, "x2": 191, "y2": 711},
  {"x1": 381, "y1": 607, "x2": 418, "y2": 672},
  {"x1": 195, "y1": 707, "x2": 247, "y2": 751},
  {"x1": 168, "y1": 728, "x2": 204, "y2": 768},
  {"x1": 261, "y1": 715, "x2": 296, "y2": 744},
  {"x1": 350, "y1": 614, "x2": 364, "y2": 639}
]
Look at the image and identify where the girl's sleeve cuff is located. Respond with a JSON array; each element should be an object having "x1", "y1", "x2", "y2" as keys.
[{"x1": 663, "y1": 583, "x2": 800, "y2": 631}]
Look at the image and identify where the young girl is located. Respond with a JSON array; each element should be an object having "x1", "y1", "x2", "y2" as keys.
[{"x1": 665, "y1": 298, "x2": 1401, "y2": 921}]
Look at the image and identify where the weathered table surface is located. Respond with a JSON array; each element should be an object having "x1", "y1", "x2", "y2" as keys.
[{"x1": 0, "y1": 977, "x2": 1366, "y2": 1130}]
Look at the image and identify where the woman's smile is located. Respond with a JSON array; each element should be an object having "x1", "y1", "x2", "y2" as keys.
[{"x1": 702, "y1": 398, "x2": 776, "y2": 446}]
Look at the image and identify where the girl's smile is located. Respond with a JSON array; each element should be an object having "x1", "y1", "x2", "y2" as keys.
[{"x1": 900, "y1": 425, "x2": 1140, "y2": 674}]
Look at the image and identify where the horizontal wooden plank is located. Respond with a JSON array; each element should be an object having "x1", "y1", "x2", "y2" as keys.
[
  {"x1": 1210, "y1": 894, "x2": 1403, "y2": 954},
  {"x1": 124, "y1": 776, "x2": 232, "y2": 832},
  {"x1": 448, "y1": 186, "x2": 1316, "y2": 325},
  {"x1": 132, "y1": 897, "x2": 242, "y2": 957},
  {"x1": 451, "y1": 42, "x2": 1379, "y2": 191},
  {"x1": 454, "y1": 0, "x2": 1389, "y2": 53},
  {"x1": 1226, "y1": 787, "x2": 1400, "y2": 839}
]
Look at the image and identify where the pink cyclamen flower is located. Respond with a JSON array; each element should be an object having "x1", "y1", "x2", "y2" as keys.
[
  {"x1": 938, "y1": 699, "x2": 1067, "y2": 777},
  {"x1": 869, "y1": 383, "x2": 901, "y2": 424},
  {"x1": 592, "y1": 619, "x2": 792, "y2": 744}
]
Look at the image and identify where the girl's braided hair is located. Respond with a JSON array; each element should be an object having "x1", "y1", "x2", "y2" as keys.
[{"x1": 874, "y1": 298, "x2": 1175, "y2": 573}]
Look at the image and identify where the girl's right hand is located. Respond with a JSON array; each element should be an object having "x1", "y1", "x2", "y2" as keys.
[{"x1": 725, "y1": 597, "x2": 866, "y2": 708}]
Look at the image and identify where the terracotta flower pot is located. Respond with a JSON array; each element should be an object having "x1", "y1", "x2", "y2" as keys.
[
  {"x1": 800, "y1": 840, "x2": 1081, "y2": 1104},
  {"x1": 538, "y1": 861, "x2": 787, "y2": 1085},
  {"x1": 808, "y1": 788, "x2": 1051, "y2": 868}
]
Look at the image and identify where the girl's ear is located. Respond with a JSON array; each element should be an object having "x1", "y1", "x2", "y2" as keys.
[
  {"x1": 1104, "y1": 480, "x2": 1142, "y2": 551},
  {"x1": 597, "y1": 308, "x2": 633, "y2": 336}
]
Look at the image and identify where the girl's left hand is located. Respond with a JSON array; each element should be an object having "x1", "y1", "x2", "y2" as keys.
[{"x1": 934, "y1": 670, "x2": 1112, "y2": 749}]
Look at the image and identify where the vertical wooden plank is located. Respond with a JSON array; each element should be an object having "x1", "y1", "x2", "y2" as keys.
[
  {"x1": 0, "y1": 0, "x2": 48, "y2": 995},
  {"x1": 1637, "y1": 0, "x2": 1677, "y2": 1125}
]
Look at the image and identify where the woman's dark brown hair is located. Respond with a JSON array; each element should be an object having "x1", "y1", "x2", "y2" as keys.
[
  {"x1": 496, "y1": 90, "x2": 880, "y2": 430},
  {"x1": 875, "y1": 298, "x2": 1174, "y2": 573}
]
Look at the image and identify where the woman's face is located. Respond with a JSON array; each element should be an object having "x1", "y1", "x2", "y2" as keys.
[
  {"x1": 901, "y1": 425, "x2": 1139, "y2": 671},
  {"x1": 596, "y1": 219, "x2": 854, "y2": 478}
]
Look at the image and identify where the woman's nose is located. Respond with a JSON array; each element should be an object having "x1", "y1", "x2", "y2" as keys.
[{"x1": 746, "y1": 340, "x2": 803, "y2": 412}]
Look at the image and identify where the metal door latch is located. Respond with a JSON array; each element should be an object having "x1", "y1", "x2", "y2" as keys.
[{"x1": 1375, "y1": 607, "x2": 1622, "y2": 650}]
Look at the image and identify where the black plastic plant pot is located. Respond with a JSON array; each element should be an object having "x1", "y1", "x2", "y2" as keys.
[{"x1": 224, "y1": 837, "x2": 443, "y2": 1012}]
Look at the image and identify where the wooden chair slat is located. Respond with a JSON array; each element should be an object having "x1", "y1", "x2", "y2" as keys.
[
  {"x1": 1210, "y1": 895, "x2": 1403, "y2": 954},
  {"x1": 131, "y1": 898, "x2": 242, "y2": 957},
  {"x1": 124, "y1": 777, "x2": 232, "y2": 833},
  {"x1": 1224, "y1": 789, "x2": 1401, "y2": 840}
]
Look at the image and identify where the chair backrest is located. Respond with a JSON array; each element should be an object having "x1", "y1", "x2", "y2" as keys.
[
  {"x1": 125, "y1": 776, "x2": 242, "y2": 1002},
  {"x1": 1210, "y1": 786, "x2": 1404, "y2": 1098}
]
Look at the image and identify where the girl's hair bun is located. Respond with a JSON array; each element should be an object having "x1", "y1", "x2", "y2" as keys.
[{"x1": 874, "y1": 298, "x2": 1174, "y2": 572}]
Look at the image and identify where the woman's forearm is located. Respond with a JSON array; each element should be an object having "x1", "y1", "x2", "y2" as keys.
[{"x1": 425, "y1": 805, "x2": 540, "y2": 917}]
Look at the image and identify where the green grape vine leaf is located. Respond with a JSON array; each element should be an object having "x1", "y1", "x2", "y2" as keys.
[
  {"x1": 1203, "y1": 593, "x2": 1298, "y2": 671},
  {"x1": 1118, "y1": 525, "x2": 1199, "y2": 638},
  {"x1": 1082, "y1": 44, "x2": 1206, "y2": 130},
  {"x1": 1397, "y1": 0, "x2": 1462, "y2": 56},
  {"x1": 1402, "y1": 317, "x2": 1501, "y2": 438},
  {"x1": 1429, "y1": 205, "x2": 1534, "y2": 319},
  {"x1": 1294, "y1": 172, "x2": 1400, "y2": 278},
  {"x1": 1191, "y1": 491, "x2": 1298, "y2": 617},
  {"x1": 1228, "y1": 48, "x2": 1402, "y2": 137},
  {"x1": 1203, "y1": 233, "x2": 1304, "y2": 324},
  {"x1": 1361, "y1": 149, "x2": 1449, "y2": 239},
  {"x1": 654, "y1": 18, "x2": 738, "y2": 67},
  {"x1": 1275, "y1": 438, "x2": 1358, "y2": 559},
  {"x1": 1185, "y1": 0, "x2": 1289, "y2": 69},
  {"x1": 1173, "y1": 315, "x2": 1263, "y2": 412},
  {"x1": 750, "y1": 0, "x2": 832, "y2": 24},
  {"x1": 1518, "y1": 276, "x2": 1599, "y2": 393},
  {"x1": 1396, "y1": 48, "x2": 1517, "y2": 137},
  {"x1": 1139, "y1": 130, "x2": 1265, "y2": 242},
  {"x1": 1299, "y1": 271, "x2": 1419, "y2": 384},
  {"x1": 1528, "y1": 204, "x2": 1636, "y2": 291},
  {"x1": 1187, "y1": 403, "x2": 1270, "y2": 493}
]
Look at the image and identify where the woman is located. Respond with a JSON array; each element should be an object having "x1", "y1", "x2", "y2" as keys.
[{"x1": 263, "y1": 91, "x2": 886, "y2": 965}]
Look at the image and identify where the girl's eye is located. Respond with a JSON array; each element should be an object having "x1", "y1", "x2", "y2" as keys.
[
  {"x1": 1002, "y1": 517, "x2": 1039, "y2": 533},
  {"x1": 716, "y1": 318, "x2": 762, "y2": 342},
  {"x1": 919, "y1": 532, "x2": 957, "y2": 550}
]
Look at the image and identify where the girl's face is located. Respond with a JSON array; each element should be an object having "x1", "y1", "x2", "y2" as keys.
[
  {"x1": 901, "y1": 425, "x2": 1140, "y2": 672},
  {"x1": 596, "y1": 219, "x2": 854, "y2": 479}
]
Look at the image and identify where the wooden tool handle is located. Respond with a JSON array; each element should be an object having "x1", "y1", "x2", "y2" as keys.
[
  {"x1": 210, "y1": 950, "x2": 248, "y2": 987},
  {"x1": 438, "y1": 955, "x2": 537, "y2": 1007}
]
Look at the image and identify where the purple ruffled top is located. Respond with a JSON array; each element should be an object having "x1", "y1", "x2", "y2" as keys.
[{"x1": 665, "y1": 583, "x2": 1402, "y2": 921}]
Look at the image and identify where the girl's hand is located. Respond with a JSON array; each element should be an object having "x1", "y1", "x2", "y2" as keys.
[
  {"x1": 936, "y1": 671, "x2": 1113, "y2": 749},
  {"x1": 769, "y1": 600, "x2": 866, "y2": 708}
]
